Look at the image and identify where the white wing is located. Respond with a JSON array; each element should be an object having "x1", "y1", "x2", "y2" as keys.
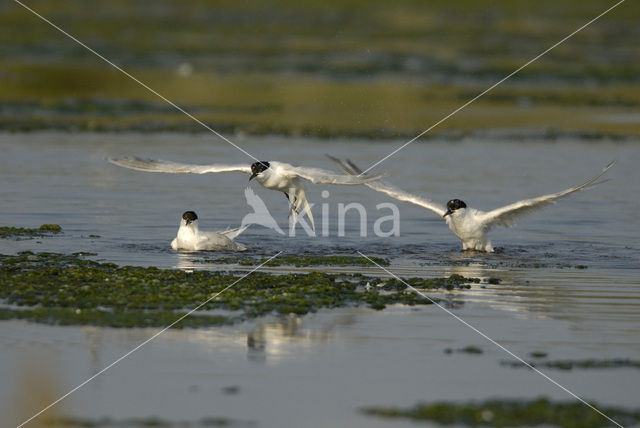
[
  {"x1": 326, "y1": 155, "x2": 446, "y2": 217},
  {"x1": 219, "y1": 225, "x2": 249, "y2": 240},
  {"x1": 108, "y1": 156, "x2": 251, "y2": 174},
  {"x1": 479, "y1": 161, "x2": 615, "y2": 230},
  {"x1": 197, "y1": 232, "x2": 246, "y2": 251},
  {"x1": 271, "y1": 161, "x2": 386, "y2": 185}
]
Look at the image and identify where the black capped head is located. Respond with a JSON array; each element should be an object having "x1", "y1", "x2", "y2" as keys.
[
  {"x1": 443, "y1": 199, "x2": 467, "y2": 218},
  {"x1": 249, "y1": 161, "x2": 270, "y2": 181},
  {"x1": 182, "y1": 211, "x2": 198, "y2": 225}
]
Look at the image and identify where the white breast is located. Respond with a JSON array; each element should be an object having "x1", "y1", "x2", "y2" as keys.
[
  {"x1": 445, "y1": 209, "x2": 493, "y2": 251},
  {"x1": 256, "y1": 167, "x2": 299, "y2": 192}
]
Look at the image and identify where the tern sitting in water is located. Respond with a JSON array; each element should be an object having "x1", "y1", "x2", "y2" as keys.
[
  {"x1": 108, "y1": 156, "x2": 384, "y2": 232},
  {"x1": 171, "y1": 211, "x2": 248, "y2": 251},
  {"x1": 327, "y1": 155, "x2": 615, "y2": 252}
]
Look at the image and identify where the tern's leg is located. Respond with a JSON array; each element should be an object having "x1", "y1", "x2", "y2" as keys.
[{"x1": 284, "y1": 192, "x2": 297, "y2": 217}]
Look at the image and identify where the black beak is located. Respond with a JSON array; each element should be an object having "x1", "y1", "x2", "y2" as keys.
[
  {"x1": 443, "y1": 209, "x2": 452, "y2": 218},
  {"x1": 248, "y1": 172, "x2": 258, "y2": 182}
]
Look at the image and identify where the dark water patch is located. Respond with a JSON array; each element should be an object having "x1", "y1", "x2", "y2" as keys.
[
  {"x1": 1, "y1": 114, "x2": 637, "y2": 142},
  {"x1": 0, "y1": 116, "x2": 236, "y2": 135},
  {"x1": 501, "y1": 358, "x2": 640, "y2": 371},
  {"x1": 0, "y1": 98, "x2": 205, "y2": 117},
  {"x1": 120, "y1": 243, "x2": 174, "y2": 254},
  {"x1": 44, "y1": 415, "x2": 255, "y2": 427},
  {"x1": 455, "y1": 88, "x2": 640, "y2": 108},
  {"x1": 362, "y1": 397, "x2": 640, "y2": 427},
  {"x1": 444, "y1": 345, "x2": 484, "y2": 355},
  {"x1": 221, "y1": 385, "x2": 241, "y2": 395}
]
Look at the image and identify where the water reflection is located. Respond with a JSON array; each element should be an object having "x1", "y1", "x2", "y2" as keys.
[
  {"x1": 149, "y1": 311, "x2": 360, "y2": 364},
  {"x1": 444, "y1": 263, "x2": 496, "y2": 282},
  {"x1": 440, "y1": 263, "x2": 640, "y2": 327},
  {"x1": 440, "y1": 262, "x2": 575, "y2": 320},
  {"x1": 82, "y1": 326, "x2": 105, "y2": 373},
  {"x1": 247, "y1": 313, "x2": 357, "y2": 363},
  {"x1": 175, "y1": 252, "x2": 197, "y2": 271}
]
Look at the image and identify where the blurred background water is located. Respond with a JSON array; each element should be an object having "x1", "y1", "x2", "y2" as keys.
[{"x1": 1, "y1": 0, "x2": 639, "y2": 139}]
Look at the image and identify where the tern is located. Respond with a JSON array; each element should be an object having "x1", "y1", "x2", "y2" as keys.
[
  {"x1": 327, "y1": 155, "x2": 615, "y2": 252},
  {"x1": 171, "y1": 211, "x2": 248, "y2": 251},
  {"x1": 108, "y1": 156, "x2": 384, "y2": 232}
]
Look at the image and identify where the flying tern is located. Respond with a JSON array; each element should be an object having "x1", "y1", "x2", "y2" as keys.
[
  {"x1": 171, "y1": 211, "x2": 248, "y2": 251},
  {"x1": 327, "y1": 155, "x2": 615, "y2": 252},
  {"x1": 108, "y1": 156, "x2": 384, "y2": 232}
]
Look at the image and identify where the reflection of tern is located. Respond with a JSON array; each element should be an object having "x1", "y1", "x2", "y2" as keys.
[
  {"x1": 240, "y1": 187, "x2": 285, "y2": 235},
  {"x1": 328, "y1": 155, "x2": 614, "y2": 252},
  {"x1": 108, "y1": 156, "x2": 385, "y2": 232},
  {"x1": 171, "y1": 211, "x2": 247, "y2": 252}
]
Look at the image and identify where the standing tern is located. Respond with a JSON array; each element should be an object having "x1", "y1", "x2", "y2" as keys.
[
  {"x1": 327, "y1": 155, "x2": 615, "y2": 252},
  {"x1": 108, "y1": 156, "x2": 385, "y2": 232},
  {"x1": 171, "y1": 211, "x2": 248, "y2": 251}
]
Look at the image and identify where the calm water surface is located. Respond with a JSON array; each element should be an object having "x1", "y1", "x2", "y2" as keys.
[{"x1": 1, "y1": 132, "x2": 639, "y2": 427}]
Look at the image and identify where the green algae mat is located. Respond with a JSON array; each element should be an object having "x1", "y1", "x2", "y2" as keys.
[
  {"x1": 0, "y1": 224, "x2": 62, "y2": 239},
  {"x1": 0, "y1": 252, "x2": 479, "y2": 328},
  {"x1": 42, "y1": 398, "x2": 640, "y2": 427},
  {"x1": 362, "y1": 398, "x2": 640, "y2": 427},
  {"x1": 197, "y1": 254, "x2": 390, "y2": 267}
]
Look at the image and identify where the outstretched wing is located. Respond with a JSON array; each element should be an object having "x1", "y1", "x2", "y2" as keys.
[
  {"x1": 478, "y1": 161, "x2": 615, "y2": 230},
  {"x1": 108, "y1": 156, "x2": 251, "y2": 174},
  {"x1": 272, "y1": 161, "x2": 386, "y2": 185},
  {"x1": 326, "y1": 155, "x2": 446, "y2": 217}
]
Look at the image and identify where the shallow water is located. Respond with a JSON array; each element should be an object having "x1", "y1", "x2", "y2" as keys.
[{"x1": 1, "y1": 132, "x2": 640, "y2": 427}]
